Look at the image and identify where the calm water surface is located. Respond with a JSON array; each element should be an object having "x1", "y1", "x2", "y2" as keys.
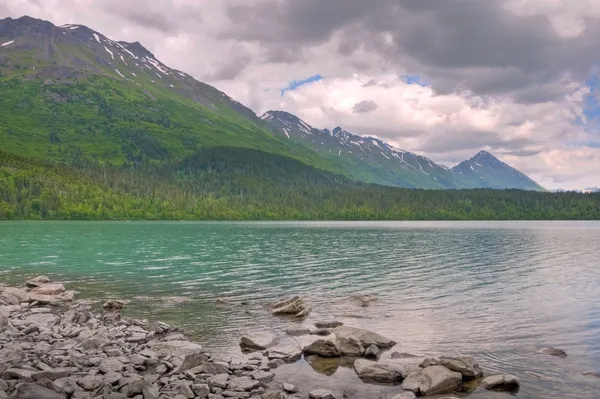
[{"x1": 1, "y1": 221, "x2": 599, "y2": 398}]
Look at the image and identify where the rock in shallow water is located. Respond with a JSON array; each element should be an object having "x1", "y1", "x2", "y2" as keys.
[
  {"x1": 540, "y1": 347, "x2": 567, "y2": 358},
  {"x1": 353, "y1": 358, "x2": 421, "y2": 383},
  {"x1": 271, "y1": 296, "x2": 310, "y2": 319},
  {"x1": 402, "y1": 365, "x2": 462, "y2": 396},
  {"x1": 309, "y1": 389, "x2": 336, "y2": 399},
  {"x1": 332, "y1": 326, "x2": 396, "y2": 349},
  {"x1": 303, "y1": 339, "x2": 341, "y2": 358},
  {"x1": 481, "y1": 374, "x2": 520, "y2": 391}
]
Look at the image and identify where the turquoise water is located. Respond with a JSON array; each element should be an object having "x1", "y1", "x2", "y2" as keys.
[{"x1": 1, "y1": 221, "x2": 599, "y2": 398}]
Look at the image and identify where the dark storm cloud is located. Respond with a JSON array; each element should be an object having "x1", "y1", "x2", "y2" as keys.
[
  {"x1": 224, "y1": 0, "x2": 600, "y2": 102},
  {"x1": 118, "y1": 9, "x2": 177, "y2": 33},
  {"x1": 352, "y1": 100, "x2": 378, "y2": 114}
]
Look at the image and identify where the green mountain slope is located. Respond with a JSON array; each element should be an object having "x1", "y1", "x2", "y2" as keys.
[
  {"x1": 1, "y1": 149, "x2": 597, "y2": 220},
  {"x1": 0, "y1": 16, "x2": 342, "y2": 173}
]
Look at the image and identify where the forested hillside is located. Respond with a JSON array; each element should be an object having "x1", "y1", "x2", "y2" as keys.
[{"x1": 1, "y1": 149, "x2": 598, "y2": 220}]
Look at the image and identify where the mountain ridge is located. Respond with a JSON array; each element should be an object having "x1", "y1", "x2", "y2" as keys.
[
  {"x1": 260, "y1": 110, "x2": 544, "y2": 191},
  {"x1": 1, "y1": 15, "x2": 544, "y2": 191}
]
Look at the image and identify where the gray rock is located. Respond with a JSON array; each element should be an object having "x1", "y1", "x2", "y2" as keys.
[
  {"x1": 303, "y1": 340, "x2": 341, "y2": 358},
  {"x1": 203, "y1": 362, "x2": 229, "y2": 376},
  {"x1": 32, "y1": 368, "x2": 76, "y2": 381},
  {"x1": 0, "y1": 390, "x2": 7, "y2": 399},
  {"x1": 334, "y1": 337, "x2": 364, "y2": 357},
  {"x1": 104, "y1": 372, "x2": 122, "y2": 385},
  {"x1": 99, "y1": 359, "x2": 125, "y2": 374},
  {"x1": 121, "y1": 379, "x2": 151, "y2": 397},
  {"x1": 285, "y1": 327, "x2": 311, "y2": 337},
  {"x1": 177, "y1": 381, "x2": 195, "y2": 398},
  {"x1": 481, "y1": 374, "x2": 520, "y2": 391},
  {"x1": 249, "y1": 370, "x2": 274, "y2": 383},
  {"x1": 25, "y1": 276, "x2": 52, "y2": 287},
  {"x1": 220, "y1": 391, "x2": 249, "y2": 398},
  {"x1": 175, "y1": 352, "x2": 210, "y2": 374},
  {"x1": 437, "y1": 356, "x2": 483, "y2": 380},
  {"x1": 207, "y1": 374, "x2": 229, "y2": 389},
  {"x1": 78, "y1": 335, "x2": 109, "y2": 351},
  {"x1": 11, "y1": 383, "x2": 64, "y2": 399},
  {"x1": 239, "y1": 334, "x2": 277, "y2": 352},
  {"x1": 3, "y1": 368, "x2": 34, "y2": 380},
  {"x1": 332, "y1": 326, "x2": 396, "y2": 349},
  {"x1": 309, "y1": 389, "x2": 335, "y2": 399},
  {"x1": 267, "y1": 359, "x2": 285, "y2": 369},
  {"x1": 192, "y1": 384, "x2": 210, "y2": 398},
  {"x1": 314, "y1": 321, "x2": 343, "y2": 329},
  {"x1": 263, "y1": 346, "x2": 302, "y2": 362},
  {"x1": 582, "y1": 372, "x2": 600, "y2": 378},
  {"x1": 402, "y1": 366, "x2": 462, "y2": 396},
  {"x1": 390, "y1": 393, "x2": 417, "y2": 399},
  {"x1": 31, "y1": 283, "x2": 65, "y2": 295},
  {"x1": 282, "y1": 383, "x2": 299, "y2": 393},
  {"x1": 151, "y1": 341, "x2": 204, "y2": 358},
  {"x1": 77, "y1": 375, "x2": 103, "y2": 391},
  {"x1": 364, "y1": 345, "x2": 380, "y2": 360},
  {"x1": 102, "y1": 300, "x2": 126, "y2": 311},
  {"x1": 540, "y1": 347, "x2": 567, "y2": 358},
  {"x1": 227, "y1": 376, "x2": 260, "y2": 392},
  {"x1": 353, "y1": 358, "x2": 420, "y2": 383},
  {"x1": 270, "y1": 296, "x2": 310, "y2": 319},
  {"x1": 259, "y1": 392, "x2": 286, "y2": 399}
]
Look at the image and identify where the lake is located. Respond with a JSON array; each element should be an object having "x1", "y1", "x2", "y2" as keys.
[{"x1": 1, "y1": 221, "x2": 599, "y2": 398}]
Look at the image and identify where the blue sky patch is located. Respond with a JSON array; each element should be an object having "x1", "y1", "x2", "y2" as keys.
[
  {"x1": 402, "y1": 74, "x2": 429, "y2": 87},
  {"x1": 584, "y1": 71, "x2": 600, "y2": 121},
  {"x1": 281, "y1": 74, "x2": 323, "y2": 96}
]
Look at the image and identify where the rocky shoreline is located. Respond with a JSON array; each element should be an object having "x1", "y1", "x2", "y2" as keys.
[{"x1": 0, "y1": 277, "x2": 546, "y2": 399}]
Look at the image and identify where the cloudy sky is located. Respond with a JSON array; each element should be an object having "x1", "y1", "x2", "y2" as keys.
[{"x1": 2, "y1": 0, "x2": 600, "y2": 189}]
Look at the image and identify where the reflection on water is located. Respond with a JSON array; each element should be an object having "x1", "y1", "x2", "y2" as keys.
[{"x1": 1, "y1": 221, "x2": 600, "y2": 398}]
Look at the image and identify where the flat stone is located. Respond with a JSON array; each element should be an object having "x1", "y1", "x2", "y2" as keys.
[
  {"x1": 353, "y1": 358, "x2": 421, "y2": 383},
  {"x1": 314, "y1": 321, "x2": 343, "y2": 328},
  {"x1": 228, "y1": 376, "x2": 260, "y2": 391},
  {"x1": 192, "y1": 384, "x2": 210, "y2": 398},
  {"x1": 11, "y1": 383, "x2": 64, "y2": 399},
  {"x1": 390, "y1": 393, "x2": 417, "y2": 399},
  {"x1": 283, "y1": 383, "x2": 299, "y2": 393},
  {"x1": 309, "y1": 389, "x2": 336, "y2": 399},
  {"x1": 104, "y1": 371, "x2": 123, "y2": 385},
  {"x1": 31, "y1": 283, "x2": 65, "y2": 295},
  {"x1": 3, "y1": 368, "x2": 34, "y2": 380},
  {"x1": 77, "y1": 375, "x2": 103, "y2": 391},
  {"x1": 333, "y1": 326, "x2": 396, "y2": 349},
  {"x1": 249, "y1": 370, "x2": 274, "y2": 383},
  {"x1": 142, "y1": 385, "x2": 159, "y2": 399},
  {"x1": 221, "y1": 391, "x2": 249, "y2": 398},
  {"x1": 303, "y1": 340, "x2": 341, "y2": 357},
  {"x1": 402, "y1": 366, "x2": 462, "y2": 396},
  {"x1": 239, "y1": 333, "x2": 277, "y2": 352},
  {"x1": 177, "y1": 381, "x2": 195, "y2": 398},
  {"x1": 334, "y1": 337, "x2": 365, "y2": 357},
  {"x1": 25, "y1": 276, "x2": 52, "y2": 287},
  {"x1": 264, "y1": 345, "x2": 302, "y2": 362},
  {"x1": 175, "y1": 352, "x2": 210, "y2": 374},
  {"x1": 364, "y1": 344, "x2": 380, "y2": 360},
  {"x1": 481, "y1": 374, "x2": 520, "y2": 391},
  {"x1": 99, "y1": 358, "x2": 125, "y2": 374},
  {"x1": 285, "y1": 327, "x2": 311, "y2": 336},
  {"x1": 32, "y1": 367, "x2": 76, "y2": 381},
  {"x1": 121, "y1": 379, "x2": 151, "y2": 397},
  {"x1": 151, "y1": 341, "x2": 204, "y2": 358},
  {"x1": 271, "y1": 296, "x2": 310, "y2": 319},
  {"x1": 437, "y1": 355, "x2": 483, "y2": 380},
  {"x1": 207, "y1": 374, "x2": 229, "y2": 389}
]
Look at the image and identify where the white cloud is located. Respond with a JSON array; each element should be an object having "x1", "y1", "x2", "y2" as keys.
[{"x1": 1, "y1": 0, "x2": 599, "y2": 189}]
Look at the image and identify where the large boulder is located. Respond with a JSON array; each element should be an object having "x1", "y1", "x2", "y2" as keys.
[
  {"x1": 239, "y1": 333, "x2": 277, "y2": 352},
  {"x1": 481, "y1": 375, "x2": 520, "y2": 391},
  {"x1": 303, "y1": 340, "x2": 341, "y2": 357},
  {"x1": 271, "y1": 296, "x2": 310, "y2": 319},
  {"x1": 11, "y1": 383, "x2": 64, "y2": 399},
  {"x1": 402, "y1": 366, "x2": 462, "y2": 396},
  {"x1": 31, "y1": 283, "x2": 65, "y2": 296},
  {"x1": 436, "y1": 356, "x2": 483, "y2": 380},
  {"x1": 353, "y1": 358, "x2": 421, "y2": 383},
  {"x1": 334, "y1": 337, "x2": 365, "y2": 357},
  {"x1": 0, "y1": 288, "x2": 29, "y2": 305},
  {"x1": 333, "y1": 326, "x2": 396, "y2": 349},
  {"x1": 25, "y1": 276, "x2": 52, "y2": 287},
  {"x1": 151, "y1": 340, "x2": 204, "y2": 358}
]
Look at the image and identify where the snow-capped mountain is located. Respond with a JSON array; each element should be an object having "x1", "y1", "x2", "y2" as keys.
[
  {"x1": 451, "y1": 151, "x2": 544, "y2": 190},
  {"x1": 261, "y1": 111, "x2": 544, "y2": 190}
]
